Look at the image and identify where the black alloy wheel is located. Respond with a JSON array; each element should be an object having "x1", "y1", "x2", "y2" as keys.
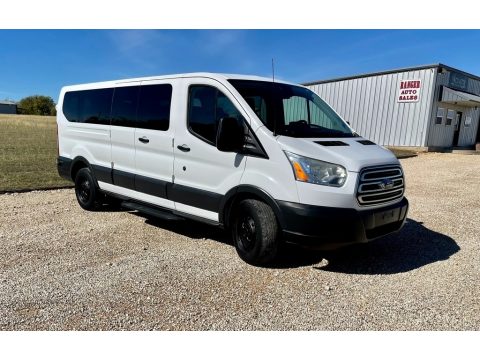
[
  {"x1": 74, "y1": 167, "x2": 100, "y2": 210},
  {"x1": 233, "y1": 199, "x2": 279, "y2": 265}
]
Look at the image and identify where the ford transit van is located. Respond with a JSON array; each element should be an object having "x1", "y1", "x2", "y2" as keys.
[{"x1": 57, "y1": 73, "x2": 408, "y2": 265}]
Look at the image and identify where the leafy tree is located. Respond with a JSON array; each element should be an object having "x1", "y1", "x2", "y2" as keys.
[{"x1": 18, "y1": 95, "x2": 56, "y2": 116}]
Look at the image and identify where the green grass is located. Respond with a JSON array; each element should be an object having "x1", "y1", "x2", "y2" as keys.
[{"x1": 0, "y1": 114, "x2": 72, "y2": 192}]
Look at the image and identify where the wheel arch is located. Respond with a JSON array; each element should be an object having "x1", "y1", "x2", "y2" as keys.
[
  {"x1": 220, "y1": 185, "x2": 285, "y2": 230},
  {"x1": 70, "y1": 156, "x2": 96, "y2": 185}
]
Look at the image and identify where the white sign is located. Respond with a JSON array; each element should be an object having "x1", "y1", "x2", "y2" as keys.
[
  {"x1": 398, "y1": 79, "x2": 422, "y2": 103},
  {"x1": 465, "y1": 116, "x2": 472, "y2": 127}
]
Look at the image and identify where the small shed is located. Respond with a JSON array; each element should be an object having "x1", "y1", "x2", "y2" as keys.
[{"x1": 0, "y1": 100, "x2": 17, "y2": 114}]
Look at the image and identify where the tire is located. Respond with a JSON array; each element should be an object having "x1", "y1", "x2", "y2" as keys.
[
  {"x1": 74, "y1": 167, "x2": 100, "y2": 211},
  {"x1": 232, "y1": 199, "x2": 279, "y2": 265}
]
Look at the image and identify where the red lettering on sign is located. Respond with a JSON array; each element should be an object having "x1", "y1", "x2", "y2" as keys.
[
  {"x1": 400, "y1": 80, "x2": 421, "y2": 89},
  {"x1": 398, "y1": 79, "x2": 421, "y2": 102}
]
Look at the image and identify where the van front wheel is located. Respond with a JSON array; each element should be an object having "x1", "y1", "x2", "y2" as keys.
[
  {"x1": 233, "y1": 199, "x2": 279, "y2": 265},
  {"x1": 74, "y1": 168, "x2": 100, "y2": 211}
]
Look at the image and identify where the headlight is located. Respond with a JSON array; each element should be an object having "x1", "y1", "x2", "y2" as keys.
[{"x1": 284, "y1": 151, "x2": 347, "y2": 187}]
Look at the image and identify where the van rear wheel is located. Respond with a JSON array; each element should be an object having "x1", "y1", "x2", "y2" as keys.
[
  {"x1": 232, "y1": 199, "x2": 279, "y2": 265},
  {"x1": 74, "y1": 168, "x2": 100, "y2": 211}
]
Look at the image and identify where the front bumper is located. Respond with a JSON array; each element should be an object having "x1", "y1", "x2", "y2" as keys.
[{"x1": 278, "y1": 197, "x2": 409, "y2": 249}]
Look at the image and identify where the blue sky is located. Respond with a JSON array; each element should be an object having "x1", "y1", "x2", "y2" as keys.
[{"x1": 1, "y1": 29, "x2": 479, "y2": 102}]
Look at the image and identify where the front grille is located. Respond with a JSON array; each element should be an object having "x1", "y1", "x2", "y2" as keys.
[{"x1": 357, "y1": 165, "x2": 404, "y2": 206}]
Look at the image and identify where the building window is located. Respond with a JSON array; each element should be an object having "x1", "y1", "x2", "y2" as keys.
[
  {"x1": 446, "y1": 109, "x2": 455, "y2": 126},
  {"x1": 436, "y1": 108, "x2": 445, "y2": 125},
  {"x1": 465, "y1": 116, "x2": 472, "y2": 127}
]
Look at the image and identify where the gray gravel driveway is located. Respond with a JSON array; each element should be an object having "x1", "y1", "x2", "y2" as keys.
[{"x1": 0, "y1": 152, "x2": 479, "y2": 330}]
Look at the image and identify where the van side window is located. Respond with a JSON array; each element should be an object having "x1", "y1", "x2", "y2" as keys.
[
  {"x1": 137, "y1": 84, "x2": 172, "y2": 131},
  {"x1": 188, "y1": 85, "x2": 245, "y2": 145},
  {"x1": 63, "y1": 88, "x2": 113, "y2": 124},
  {"x1": 111, "y1": 86, "x2": 140, "y2": 128}
]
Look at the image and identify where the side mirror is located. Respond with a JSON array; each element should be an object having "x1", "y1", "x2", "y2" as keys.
[{"x1": 216, "y1": 117, "x2": 244, "y2": 153}]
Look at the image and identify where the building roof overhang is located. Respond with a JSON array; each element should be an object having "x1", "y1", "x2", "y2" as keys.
[{"x1": 441, "y1": 86, "x2": 480, "y2": 108}]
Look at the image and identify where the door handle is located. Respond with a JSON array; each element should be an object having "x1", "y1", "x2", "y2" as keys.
[
  {"x1": 138, "y1": 136, "x2": 149, "y2": 144},
  {"x1": 177, "y1": 144, "x2": 190, "y2": 152}
]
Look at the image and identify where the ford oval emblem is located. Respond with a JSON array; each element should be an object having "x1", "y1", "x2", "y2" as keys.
[{"x1": 380, "y1": 179, "x2": 394, "y2": 190}]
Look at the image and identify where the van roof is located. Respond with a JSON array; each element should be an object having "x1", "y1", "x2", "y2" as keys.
[{"x1": 62, "y1": 72, "x2": 297, "y2": 90}]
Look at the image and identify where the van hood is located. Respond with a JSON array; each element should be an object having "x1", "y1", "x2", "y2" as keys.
[{"x1": 277, "y1": 136, "x2": 399, "y2": 172}]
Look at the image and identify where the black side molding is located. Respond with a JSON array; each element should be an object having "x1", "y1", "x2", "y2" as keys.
[
  {"x1": 92, "y1": 164, "x2": 113, "y2": 184},
  {"x1": 83, "y1": 161, "x2": 223, "y2": 213},
  {"x1": 135, "y1": 174, "x2": 168, "y2": 198},
  {"x1": 166, "y1": 183, "x2": 223, "y2": 213},
  {"x1": 59, "y1": 156, "x2": 225, "y2": 214},
  {"x1": 113, "y1": 169, "x2": 135, "y2": 189}
]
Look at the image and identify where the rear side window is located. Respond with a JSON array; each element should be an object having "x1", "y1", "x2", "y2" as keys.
[
  {"x1": 63, "y1": 88, "x2": 113, "y2": 124},
  {"x1": 111, "y1": 86, "x2": 140, "y2": 128},
  {"x1": 188, "y1": 85, "x2": 244, "y2": 144},
  {"x1": 137, "y1": 84, "x2": 172, "y2": 131},
  {"x1": 62, "y1": 83, "x2": 173, "y2": 130}
]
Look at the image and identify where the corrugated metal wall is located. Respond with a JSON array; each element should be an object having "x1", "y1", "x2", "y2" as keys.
[
  {"x1": 306, "y1": 68, "x2": 437, "y2": 146},
  {"x1": 427, "y1": 71, "x2": 480, "y2": 147}
]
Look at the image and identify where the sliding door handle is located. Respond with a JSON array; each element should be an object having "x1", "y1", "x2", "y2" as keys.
[{"x1": 138, "y1": 136, "x2": 149, "y2": 144}]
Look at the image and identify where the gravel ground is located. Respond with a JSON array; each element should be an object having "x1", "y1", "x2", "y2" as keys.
[{"x1": 0, "y1": 152, "x2": 479, "y2": 330}]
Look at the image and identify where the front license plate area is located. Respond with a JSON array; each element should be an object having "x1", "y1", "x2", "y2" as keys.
[{"x1": 374, "y1": 208, "x2": 400, "y2": 227}]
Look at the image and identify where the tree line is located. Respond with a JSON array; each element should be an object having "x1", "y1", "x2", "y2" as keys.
[{"x1": 17, "y1": 95, "x2": 56, "y2": 116}]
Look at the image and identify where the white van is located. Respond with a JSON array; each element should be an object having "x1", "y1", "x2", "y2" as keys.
[{"x1": 57, "y1": 73, "x2": 408, "y2": 265}]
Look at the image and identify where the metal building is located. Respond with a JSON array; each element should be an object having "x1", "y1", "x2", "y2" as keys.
[
  {"x1": 0, "y1": 100, "x2": 17, "y2": 114},
  {"x1": 305, "y1": 64, "x2": 480, "y2": 149}
]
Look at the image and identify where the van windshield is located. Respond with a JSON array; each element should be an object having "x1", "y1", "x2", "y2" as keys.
[{"x1": 228, "y1": 79, "x2": 356, "y2": 138}]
